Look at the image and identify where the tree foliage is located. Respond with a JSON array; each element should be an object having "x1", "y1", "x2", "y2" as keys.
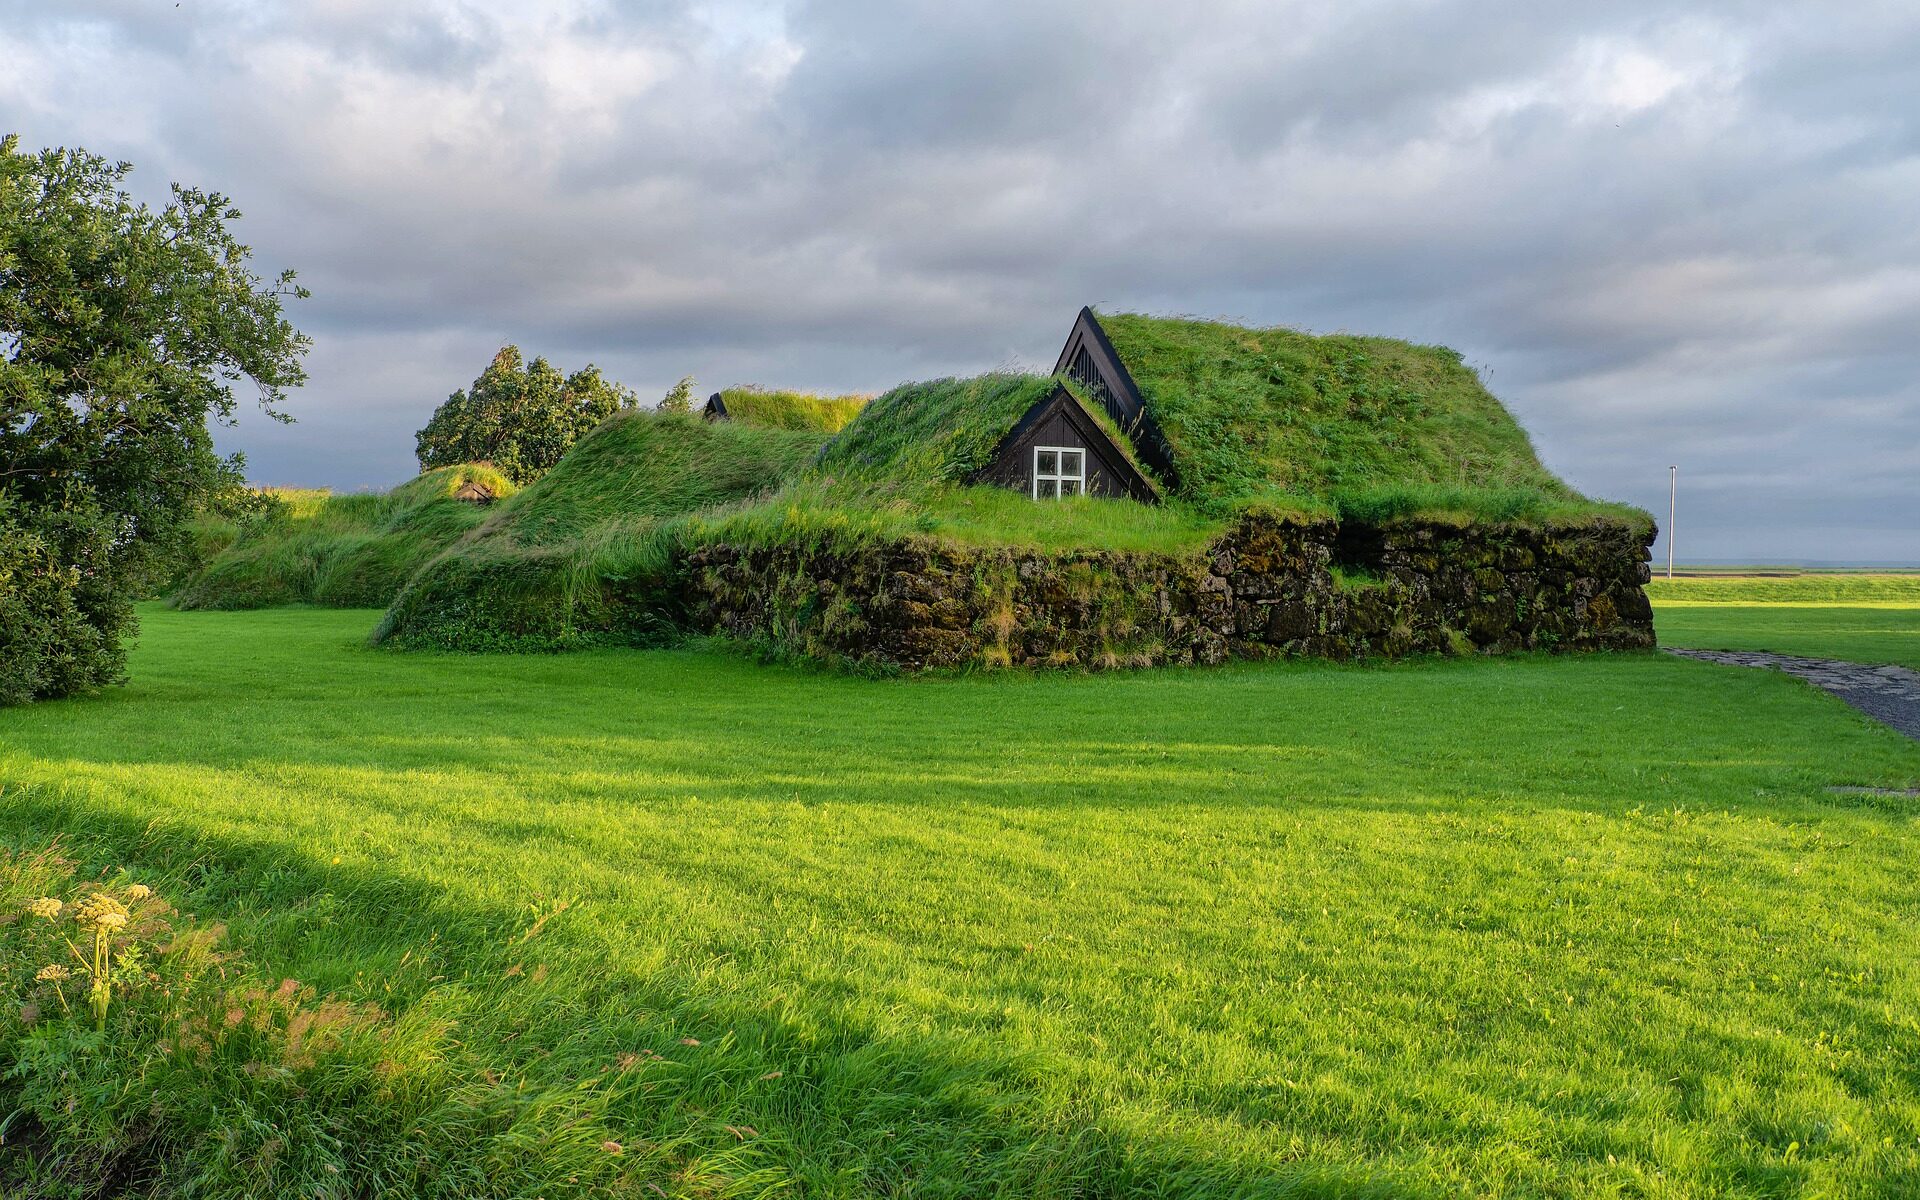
[
  {"x1": 659, "y1": 375, "x2": 696, "y2": 414},
  {"x1": 415, "y1": 347, "x2": 636, "y2": 485},
  {"x1": 0, "y1": 134, "x2": 309, "y2": 704}
]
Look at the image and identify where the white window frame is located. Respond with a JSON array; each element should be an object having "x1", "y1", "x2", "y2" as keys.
[{"x1": 1032, "y1": 445, "x2": 1086, "y2": 499}]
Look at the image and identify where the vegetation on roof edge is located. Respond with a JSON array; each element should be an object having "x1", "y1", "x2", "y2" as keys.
[{"x1": 714, "y1": 386, "x2": 871, "y2": 433}]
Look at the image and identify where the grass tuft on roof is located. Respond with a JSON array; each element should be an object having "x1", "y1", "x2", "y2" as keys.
[{"x1": 714, "y1": 387, "x2": 871, "y2": 433}]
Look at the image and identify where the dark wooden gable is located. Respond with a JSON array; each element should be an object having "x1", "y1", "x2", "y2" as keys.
[
  {"x1": 969, "y1": 384, "x2": 1160, "y2": 503},
  {"x1": 702, "y1": 392, "x2": 729, "y2": 420},
  {"x1": 1050, "y1": 307, "x2": 1178, "y2": 483}
]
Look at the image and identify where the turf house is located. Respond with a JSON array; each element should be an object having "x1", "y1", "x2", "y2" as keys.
[
  {"x1": 683, "y1": 310, "x2": 1656, "y2": 668},
  {"x1": 355, "y1": 308, "x2": 1659, "y2": 668}
]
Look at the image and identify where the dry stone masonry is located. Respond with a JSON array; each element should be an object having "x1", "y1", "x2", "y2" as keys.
[{"x1": 680, "y1": 511, "x2": 1656, "y2": 672}]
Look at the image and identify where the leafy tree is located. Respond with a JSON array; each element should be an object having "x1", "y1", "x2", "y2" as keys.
[
  {"x1": 659, "y1": 375, "x2": 696, "y2": 414},
  {"x1": 0, "y1": 135, "x2": 308, "y2": 704},
  {"x1": 415, "y1": 348, "x2": 636, "y2": 484}
]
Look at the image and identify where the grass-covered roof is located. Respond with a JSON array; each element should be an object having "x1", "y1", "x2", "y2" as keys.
[
  {"x1": 478, "y1": 409, "x2": 826, "y2": 547},
  {"x1": 813, "y1": 374, "x2": 1055, "y2": 483},
  {"x1": 813, "y1": 373, "x2": 1152, "y2": 487},
  {"x1": 713, "y1": 387, "x2": 870, "y2": 433},
  {"x1": 172, "y1": 464, "x2": 517, "y2": 610},
  {"x1": 1093, "y1": 311, "x2": 1590, "y2": 515}
]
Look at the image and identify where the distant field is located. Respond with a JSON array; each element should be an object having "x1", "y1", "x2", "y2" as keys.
[
  {"x1": 1649, "y1": 573, "x2": 1920, "y2": 605},
  {"x1": 3, "y1": 606, "x2": 1918, "y2": 1197},
  {"x1": 1652, "y1": 573, "x2": 1920, "y2": 668}
]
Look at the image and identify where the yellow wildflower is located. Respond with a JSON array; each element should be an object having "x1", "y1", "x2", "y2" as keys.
[
  {"x1": 124, "y1": 883, "x2": 153, "y2": 902},
  {"x1": 72, "y1": 893, "x2": 131, "y2": 931},
  {"x1": 35, "y1": 965, "x2": 71, "y2": 982},
  {"x1": 26, "y1": 897, "x2": 62, "y2": 920}
]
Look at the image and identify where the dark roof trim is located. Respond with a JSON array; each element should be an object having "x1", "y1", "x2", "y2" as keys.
[
  {"x1": 702, "y1": 392, "x2": 728, "y2": 420},
  {"x1": 1052, "y1": 307, "x2": 1146, "y2": 426},
  {"x1": 971, "y1": 382, "x2": 1162, "y2": 503},
  {"x1": 1051, "y1": 307, "x2": 1178, "y2": 485}
]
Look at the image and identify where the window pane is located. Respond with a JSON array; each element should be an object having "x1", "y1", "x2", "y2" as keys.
[
  {"x1": 1062, "y1": 479, "x2": 1082, "y2": 496},
  {"x1": 1037, "y1": 450, "x2": 1057, "y2": 475},
  {"x1": 1061, "y1": 450, "x2": 1083, "y2": 476},
  {"x1": 1037, "y1": 478, "x2": 1058, "y2": 498}
]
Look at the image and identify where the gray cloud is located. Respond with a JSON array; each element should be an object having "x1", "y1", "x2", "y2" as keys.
[{"x1": 2, "y1": 0, "x2": 1915, "y2": 561}]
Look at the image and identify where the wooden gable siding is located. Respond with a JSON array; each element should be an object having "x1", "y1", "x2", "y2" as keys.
[
  {"x1": 970, "y1": 386, "x2": 1159, "y2": 503},
  {"x1": 1050, "y1": 307, "x2": 1178, "y2": 483}
]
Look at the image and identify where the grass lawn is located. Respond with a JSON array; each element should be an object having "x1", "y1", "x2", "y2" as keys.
[
  {"x1": 1652, "y1": 575, "x2": 1920, "y2": 668},
  {"x1": 4, "y1": 605, "x2": 1920, "y2": 1197}
]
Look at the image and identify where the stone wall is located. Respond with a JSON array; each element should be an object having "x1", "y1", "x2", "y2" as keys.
[{"x1": 679, "y1": 512, "x2": 1654, "y2": 672}]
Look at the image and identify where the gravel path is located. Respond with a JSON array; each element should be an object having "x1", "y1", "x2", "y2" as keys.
[{"x1": 1665, "y1": 648, "x2": 1920, "y2": 741}]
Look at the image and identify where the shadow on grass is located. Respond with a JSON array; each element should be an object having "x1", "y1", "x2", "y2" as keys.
[{"x1": 0, "y1": 781, "x2": 1445, "y2": 1200}]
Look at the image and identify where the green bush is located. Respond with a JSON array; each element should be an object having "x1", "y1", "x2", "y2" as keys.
[
  {"x1": 0, "y1": 136, "x2": 308, "y2": 704},
  {"x1": 0, "y1": 509, "x2": 122, "y2": 706}
]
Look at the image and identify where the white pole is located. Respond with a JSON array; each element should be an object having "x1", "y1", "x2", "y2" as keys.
[{"x1": 1667, "y1": 465, "x2": 1677, "y2": 579}]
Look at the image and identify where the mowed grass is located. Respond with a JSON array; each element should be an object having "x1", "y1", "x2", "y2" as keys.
[
  {"x1": 1652, "y1": 574, "x2": 1920, "y2": 668},
  {"x1": 4, "y1": 607, "x2": 1920, "y2": 1197}
]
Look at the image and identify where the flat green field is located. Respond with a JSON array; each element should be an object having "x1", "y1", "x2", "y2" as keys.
[
  {"x1": 1650, "y1": 574, "x2": 1920, "y2": 668},
  {"x1": 4, "y1": 606, "x2": 1920, "y2": 1197}
]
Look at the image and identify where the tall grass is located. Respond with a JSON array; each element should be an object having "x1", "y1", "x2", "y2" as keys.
[
  {"x1": 1333, "y1": 482, "x2": 1656, "y2": 533},
  {"x1": 172, "y1": 466, "x2": 516, "y2": 611},
  {"x1": 472, "y1": 409, "x2": 824, "y2": 547},
  {"x1": 813, "y1": 373, "x2": 1061, "y2": 483},
  {"x1": 714, "y1": 386, "x2": 871, "y2": 432}
]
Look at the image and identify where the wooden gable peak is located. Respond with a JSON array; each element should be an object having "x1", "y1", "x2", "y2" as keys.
[{"x1": 1051, "y1": 307, "x2": 1178, "y2": 483}]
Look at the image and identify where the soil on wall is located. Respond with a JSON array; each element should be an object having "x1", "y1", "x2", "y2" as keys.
[{"x1": 680, "y1": 512, "x2": 1656, "y2": 672}]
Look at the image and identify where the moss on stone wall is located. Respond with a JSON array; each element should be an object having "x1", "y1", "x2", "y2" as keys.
[{"x1": 679, "y1": 512, "x2": 1654, "y2": 671}]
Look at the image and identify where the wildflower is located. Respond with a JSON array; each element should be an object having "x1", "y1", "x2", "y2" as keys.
[
  {"x1": 35, "y1": 964, "x2": 72, "y2": 982},
  {"x1": 26, "y1": 897, "x2": 62, "y2": 919},
  {"x1": 72, "y1": 892, "x2": 130, "y2": 931},
  {"x1": 124, "y1": 883, "x2": 153, "y2": 901}
]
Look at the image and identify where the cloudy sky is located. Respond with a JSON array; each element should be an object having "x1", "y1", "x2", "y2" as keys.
[{"x1": 5, "y1": 1, "x2": 1916, "y2": 562}]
